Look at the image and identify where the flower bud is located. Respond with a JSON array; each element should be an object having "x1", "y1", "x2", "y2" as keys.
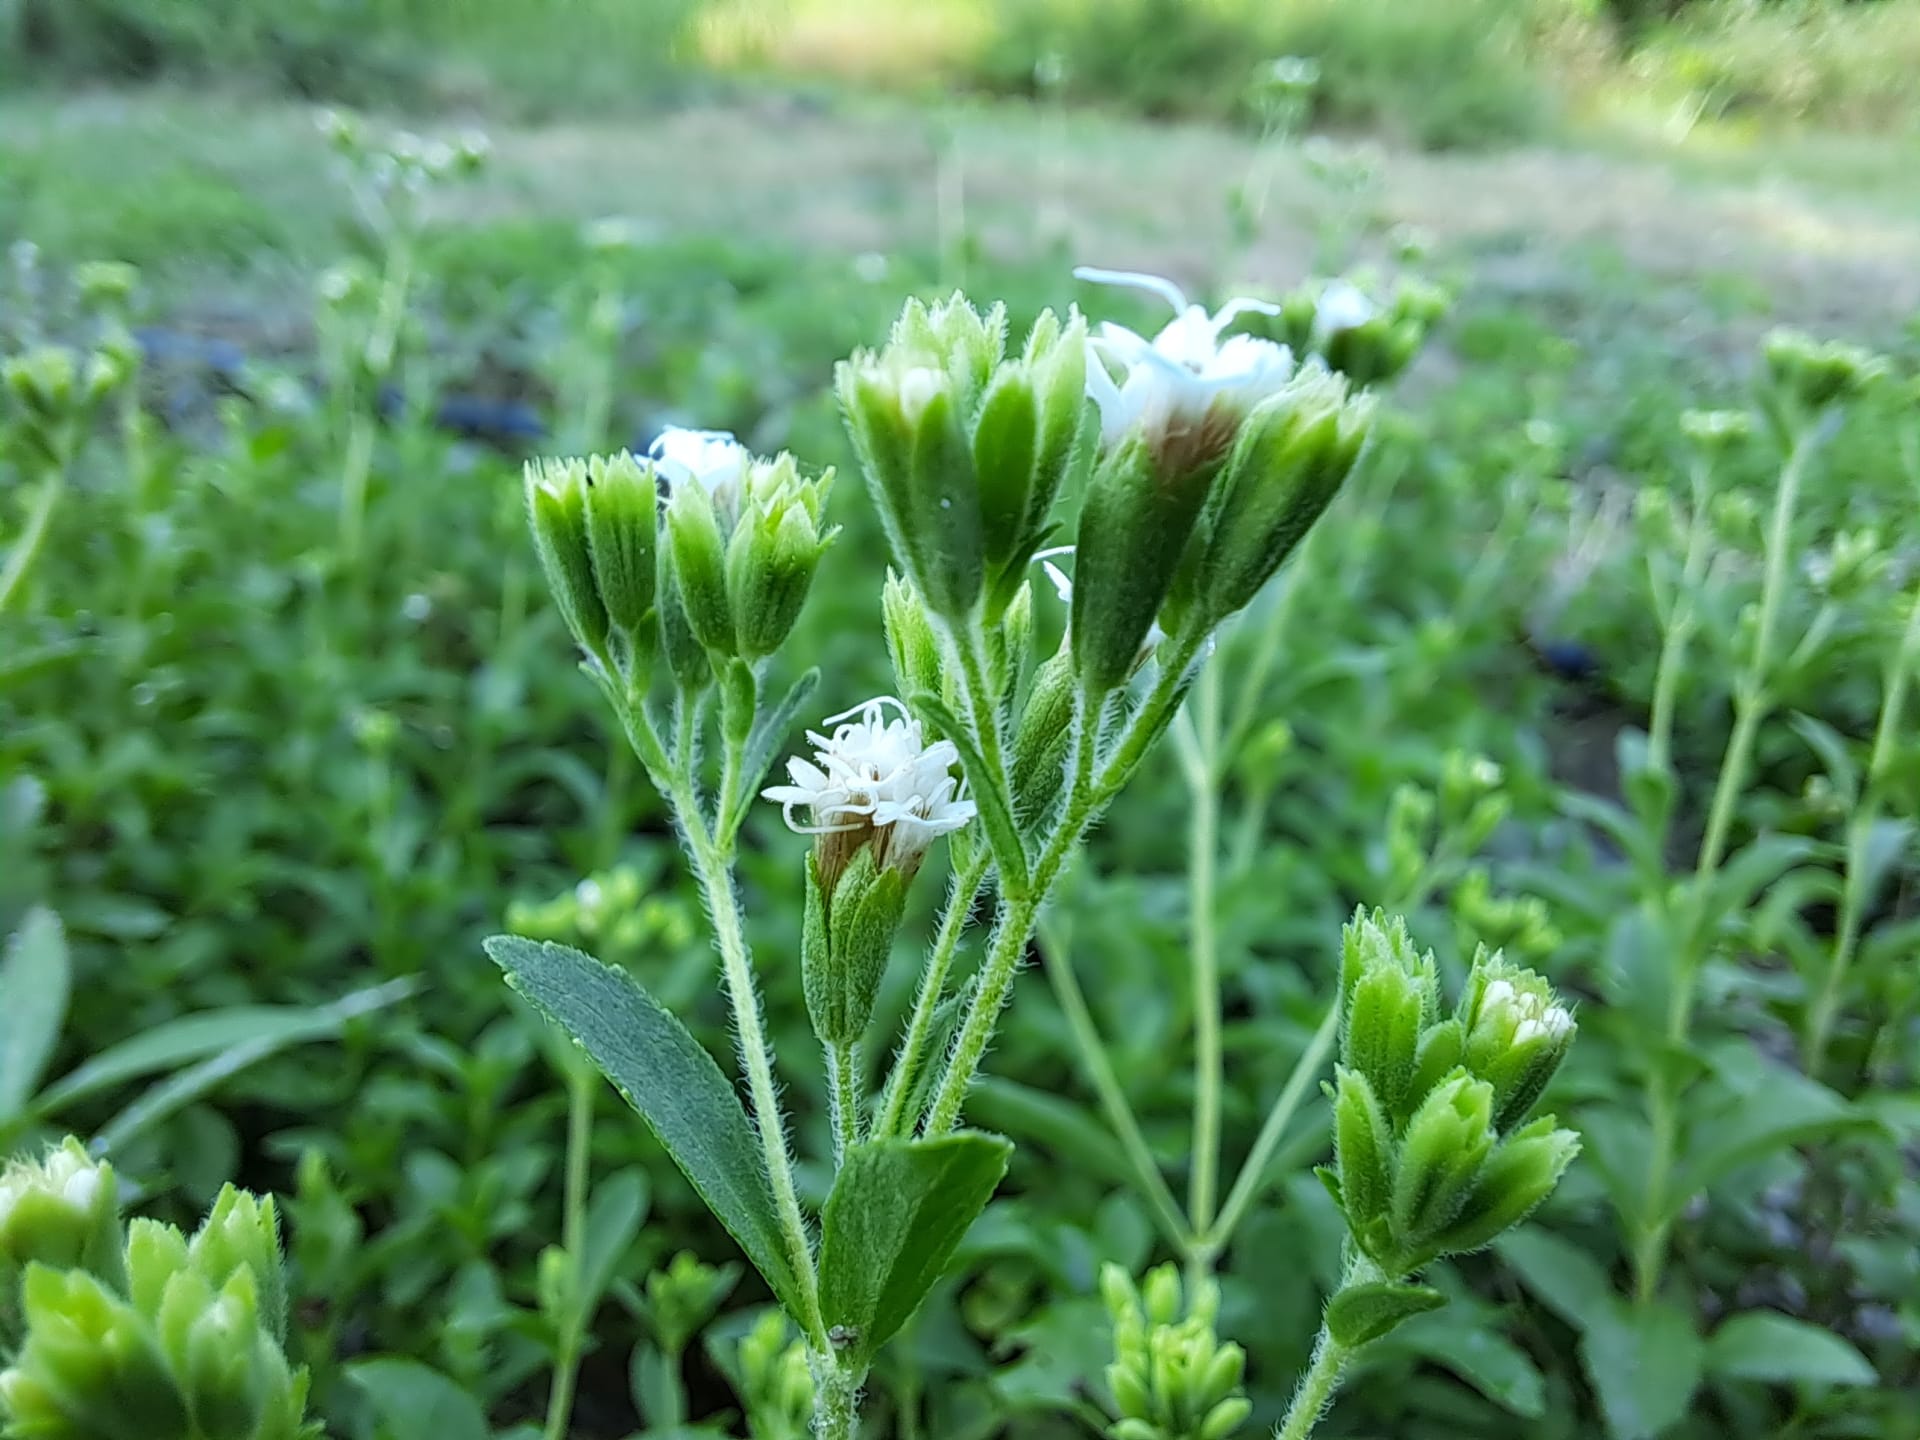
[
  {"x1": 1679, "y1": 407, "x2": 1752, "y2": 458},
  {"x1": 664, "y1": 466, "x2": 735, "y2": 656},
  {"x1": 187, "y1": 1187, "x2": 288, "y2": 1345},
  {"x1": 1338, "y1": 909, "x2": 1439, "y2": 1118},
  {"x1": 1390, "y1": 1070, "x2": 1496, "y2": 1249},
  {"x1": 1070, "y1": 436, "x2": 1201, "y2": 694},
  {"x1": 583, "y1": 451, "x2": 659, "y2": 639},
  {"x1": 837, "y1": 296, "x2": 1001, "y2": 622},
  {"x1": 0, "y1": 1140, "x2": 124, "y2": 1296},
  {"x1": 127, "y1": 1217, "x2": 192, "y2": 1318},
  {"x1": 0, "y1": 1264, "x2": 192, "y2": 1440},
  {"x1": 801, "y1": 848, "x2": 907, "y2": 1050},
  {"x1": 1186, "y1": 366, "x2": 1373, "y2": 627},
  {"x1": 1330, "y1": 1067, "x2": 1394, "y2": 1260},
  {"x1": 1424, "y1": 1115, "x2": 1580, "y2": 1258},
  {"x1": 1009, "y1": 647, "x2": 1078, "y2": 816},
  {"x1": 726, "y1": 454, "x2": 836, "y2": 660},
  {"x1": 525, "y1": 458, "x2": 611, "y2": 659},
  {"x1": 882, "y1": 570, "x2": 946, "y2": 706},
  {"x1": 160, "y1": 1272, "x2": 268, "y2": 1440},
  {"x1": 656, "y1": 547, "x2": 712, "y2": 696},
  {"x1": 76, "y1": 261, "x2": 141, "y2": 314},
  {"x1": 1458, "y1": 956, "x2": 1575, "y2": 1132}
]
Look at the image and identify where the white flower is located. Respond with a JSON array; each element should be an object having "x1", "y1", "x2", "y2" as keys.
[
  {"x1": 762, "y1": 696, "x2": 976, "y2": 876},
  {"x1": 1313, "y1": 279, "x2": 1377, "y2": 341},
  {"x1": 1073, "y1": 266, "x2": 1293, "y2": 460},
  {"x1": 650, "y1": 427, "x2": 750, "y2": 513}
]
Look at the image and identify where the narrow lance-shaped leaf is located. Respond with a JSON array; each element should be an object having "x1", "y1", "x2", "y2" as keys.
[
  {"x1": 0, "y1": 906, "x2": 70, "y2": 1124},
  {"x1": 485, "y1": 936, "x2": 806, "y2": 1322}
]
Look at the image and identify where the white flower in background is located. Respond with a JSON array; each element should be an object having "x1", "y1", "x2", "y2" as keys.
[
  {"x1": 650, "y1": 427, "x2": 750, "y2": 513},
  {"x1": 1313, "y1": 279, "x2": 1377, "y2": 342},
  {"x1": 1073, "y1": 266, "x2": 1294, "y2": 461},
  {"x1": 763, "y1": 697, "x2": 976, "y2": 877}
]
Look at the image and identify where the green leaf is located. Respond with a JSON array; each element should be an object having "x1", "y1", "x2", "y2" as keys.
[
  {"x1": 95, "y1": 978, "x2": 416, "y2": 1151},
  {"x1": 579, "y1": 1167, "x2": 650, "y2": 1321},
  {"x1": 1788, "y1": 712, "x2": 1858, "y2": 809},
  {"x1": 964, "y1": 1077, "x2": 1134, "y2": 1189},
  {"x1": 910, "y1": 692, "x2": 1029, "y2": 892},
  {"x1": 1668, "y1": 1062, "x2": 1859, "y2": 1217},
  {"x1": 348, "y1": 1358, "x2": 490, "y2": 1440},
  {"x1": 1494, "y1": 1227, "x2": 1614, "y2": 1334},
  {"x1": 817, "y1": 1132, "x2": 1011, "y2": 1365},
  {"x1": 38, "y1": 1001, "x2": 399, "y2": 1117},
  {"x1": 484, "y1": 936, "x2": 804, "y2": 1321},
  {"x1": 0, "y1": 906, "x2": 69, "y2": 1123},
  {"x1": 1325, "y1": 1281, "x2": 1446, "y2": 1347},
  {"x1": 1580, "y1": 1298, "x2": 1702, "y2": 1440},
  {"x1": 729, "y1": 666, "x2": 820, "y2": 837},
  {"x1": 1706, "y1": 1310, "x2": 1876, "y2": 1388},
  {"x1": 1386, "y1": 1310, "x2": 1547, "y2": 1418}
]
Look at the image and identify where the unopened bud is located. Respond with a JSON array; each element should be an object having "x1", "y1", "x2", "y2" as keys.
[
  {"x1": 802, "y1": 847, "x2": 908, "y2": 1051},
  {"x1": 187, "y1": 1187, "x2": 288, "y2": 1346},
  {"x1": 1390, "y1": 1071, "x2": 1496, "y2": 1249},
  {"x1": 525, "y1": 458, "x2": 611, "y2": 659},
  {"x1": 0, "y1": 1140, "x2": 124, "y2": 1297},
  {"x1": 584, "y1": 451, "x2": 659, "y2": 639},
  {"x1": 664, "y1": 468, "x2": 734, "y2": 656},
  {"x1": 1458, "y1": 957, "x2": 1575, "y2": 1131}
]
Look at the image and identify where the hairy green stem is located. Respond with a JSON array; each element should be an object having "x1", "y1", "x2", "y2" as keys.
[
  {"x1": 669, "y1": 769, "x2": 825, "y2": 1345},
  {"x1": 811, "y1": 1355, "x2": 862, "y2": 1440},
  {"x1": 1039, "y1": 921, "x2": 1192, "y2": 1252},
  {"x1": 922, "y1": 633, "x2": 1205, "y2": 1135},
  {"x1": 1276, "y1": 1255, "x2": 1384, "y2": 1440},
  {"x1": 875, "y1": 848, "x2": 992, "y2": 1139},
  {"x1": 828, "y1": 1041, "x2": 863, "y2": 1167}
]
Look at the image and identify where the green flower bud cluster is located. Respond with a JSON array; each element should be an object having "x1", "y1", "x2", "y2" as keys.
[
  {"x1": 1805, "y1": 527, "x2": 1889, "y2": 604},
  {"x1": 506, "y1": 865, "x2": 697, "y2": 968},
  {"x1": 837, "y1": 294, "x2": 1088, "y2": 626},
  {"x1": 4, "y1": 345, "x2": 127, "y2": 473},
  {"x1": 1762, "y1": 329, "x2": 1885, "y2": 417},
  {"x1": 645, "y1": 1251, "x2": 740, "y2": 1356},
  {"x1": 1326, "y1": 911, "x2": 1579, "y2": 1276},
  {"x1": 1678, "y1": 407, "x2": 1753, "y2": 458},
  {"x1": 1247, "y1": 276, "x2": 1451, "y2": 388},
  {"x1": 0, "y1": 1162, "x2": 315, "y2": 1440},
  {"x1": 733, "y1": 1310, "x2": 814, "y2": 1440},
  {"x1": 1099, "y1": 1263, "x2": 1251, "y2": 1440},
  {"x1": 525, "y1": 441, "x2": 835, "y2": 693},
  {"x1": 1450, "y1": 867, "x2": 1562, "y2": 967}
]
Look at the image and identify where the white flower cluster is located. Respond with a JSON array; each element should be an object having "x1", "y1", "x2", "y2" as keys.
[
  {"x1": 763, "y1": 697, "x2": 977, "y2": 873},
  {"x1": 1074, "y1": 266, "x2": 1295, "y2": 453},
  {"x1": 1481, "y1": 977, "x2": 1574, "y2": 1045}
]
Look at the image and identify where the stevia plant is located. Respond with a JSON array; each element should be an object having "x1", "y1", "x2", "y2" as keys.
[{"x1": 488, "y1": 267, "x2": 1578, "y2": 1438}]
